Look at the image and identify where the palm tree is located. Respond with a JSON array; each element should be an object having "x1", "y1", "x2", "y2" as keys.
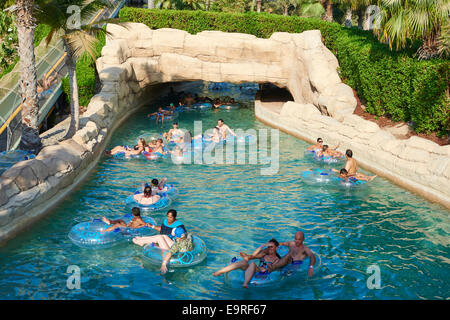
[
  {"x1": 298, "y1": 0, "x2": 325, "y2": 18},
  {"x1": 273, "y1": 0, "x2": 301, "y2": 15},
  {"x1": 34, "y1": 0, "x2": 113, "y2": 139},
  {"x1": 182, "y1": 0, "x2": 206, "y2": 10},
  {"x1": 15, "y1": 0, "x2": 42, "y2": 153},
  {"x1": 256, "y1": 0, "x2": 262, "y2": 12},
  {"x1": 321, "y1": 0, "x2": 333, "y2": 21},
  {"x1": 155, "y1": 0, "x2": 184, "y2": 9},
  {"x1": 335, "y1": 0, "x2": 372, "y2": 29},
  {"x1": 377, "y1": 0, "x2": 449, "y2": 59}
]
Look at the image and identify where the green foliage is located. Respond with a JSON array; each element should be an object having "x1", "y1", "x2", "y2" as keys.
[
  {"x1": 118, "y1": 7, "x2": 449, "y2": 136},
  {"x1": 211, "y1": 0, "x2": 251, "y2": 13},
  {"x1": 0, "y1": 9, "x2": 51, "y2": 78}
]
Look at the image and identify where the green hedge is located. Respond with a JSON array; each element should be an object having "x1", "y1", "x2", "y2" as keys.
[
  {"x1": 62, "y1": 32, "x2": 105, "y2": 108},
  {"x1": 119, "y1": 8, "x2": 449, "y2": 137}
]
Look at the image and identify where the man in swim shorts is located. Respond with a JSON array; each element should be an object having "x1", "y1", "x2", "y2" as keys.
[
  {"x1": 101, "y1": 207, "x2": 146, "y2": 232},
  {"x1": 268, "y1": 231, "x2": 316, "y2": 278},
  {"x1": 217, "y1": 119, "x2": 236, "y2": 139},
  {"x1": 163, "y1": 122, "x2": 184, "y2": 142},
  {"x1": 307, "y1": 138, "x2": 324, "y2": 151},
  {"x1": 316, "y1": 144, "x2": 344, "y2": 159},
  {"x1": 338, "y1": 168, "x2": 377, "y2": 182},
  {"x1": 212, "y1": 239, "x2": 281, "y2": 288}
]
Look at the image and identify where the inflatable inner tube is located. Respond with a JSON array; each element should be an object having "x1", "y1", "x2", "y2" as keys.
[
  {"x1": 224, "y1": 247, "x2": 320, "y2": 287},
  {"x1": 142, "y1": 235, "x2": 207, "y2": 268},
  {"x1": 301, "y1": 168, "x2": 367, "y2": 187},
  {"x1": 219, "y1": 103, "x2": 240, "y2": 110},
  {"x1": 150, "y1": 112, "x2": 179, "y2": 121},
  {"x1": 224, "y1": 134, "x2": 257, "y2": 145},
  {"x1": 68, "y1": 214, "x2": 157, "y2": 249},
  {"x1": 125, "y1": 193, "x2": 172, "y2": 211},
  {"x1": 192, "y1": 102, "x2": 212, "y2": 110}
]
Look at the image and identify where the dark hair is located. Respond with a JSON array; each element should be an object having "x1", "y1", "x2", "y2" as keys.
[
  {"x1": 143, "y1": 186, "x2": 152, "y2": 197},
  {"x1": 151, "y1": 179, "x2": 159, "y2": 186},
  {"x1": 157, "y1": 138, "x2": 163, "y2": 143},
  {"x1": 218, "y1": 119, "x2": 224, "y2": 123},
  {"x1": 268, "y1": 238, "x2": 279, "y2": 247},
  {"x1": 132, "y1": 207, "x2": 141, "y2": 217},
  {"x1": 323, "y1": 145, "x2": 329, "y2": 151},
  {"x1": 268, "y1": 238, "x2": 281, "y2": 259},
  {"x1": 167, "y1": 209, "x2": 177, "y2": 219},
  {"x1": 317, "y1": 137, "x2": 323, "y2": 142},
  {"x1": 173, "y1": 122, "x2": 178, "y2": 125},
  {"x1": 340, "y1": 168, "x2": 348, "y2": 175},
  {"x1": 346, "y1": 149, "x2": 353, "y2": 158}
]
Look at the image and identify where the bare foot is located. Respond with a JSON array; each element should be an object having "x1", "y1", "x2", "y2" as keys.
[
  {"x1": 101, "y1": 217, "x2": 110, "y2": 224},
  {"x1": 212, "y1": 272, "x2": 220, "y2": 277},
  {"x1": 369, "y1": 175, "x2": 377, "y2": 182},
  {"x1": 132, "y1": 238, "x2": 143, "y2": 246},
  {"x1": 242, "y1": 284, "x2": 248, "y2": 289},
  {"x1": 240, "y1": 252, "x2": 250, "y2": 262}
]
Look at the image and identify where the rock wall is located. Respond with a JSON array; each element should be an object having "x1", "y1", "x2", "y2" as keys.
[
  {"x1": 1, "y1": 23, "x2": 447, "y2": 244},
  {"x1": 255, "y1": 98, "x2": 450, "y2": 209},
  {"x1": 0, "y1": 80, "x2": 167, "y2": 244},
  {"x1": 96, "y1": 23, "x2": 357, "y2": 121}
]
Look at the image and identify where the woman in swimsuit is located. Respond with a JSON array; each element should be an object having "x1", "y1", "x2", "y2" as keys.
[
  {"x1": 151, "y1": 139, "x2": 168, "y2": 155},
  {"x1": 212, "y1": 239, "x2": 281, "y2": 288},
  {"x1": 106, "y1": 138, "x2": 147, "y2": 156},
  {"x1": 133, "y1": 185, "x2": 161, "y2": 205}
]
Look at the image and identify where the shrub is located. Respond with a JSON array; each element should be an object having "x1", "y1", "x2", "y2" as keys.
[{"x1": 118, "y1": 8, "x2": 449, "y2": 136}]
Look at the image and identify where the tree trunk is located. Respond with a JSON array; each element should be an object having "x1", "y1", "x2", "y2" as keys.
[
  {"x1": 148, "y1": 0, "x2": 155, "y2": 9},
  {"x1": 283, "y1": 6, "x2": 288, "y2": 16},
  {"x1": 206, "y1": 0, "x2": 210, "y2": 11},
  {"x1": 326, "y1": 1, "x2": 333, "y2": 21},
  {"x1": 16, "y1": 0, "x2": 41, "y2": 153},
  {"x1": 344, "y1": 7, "x2": 352, "y2": 28},
  {"x1": 257, "y1": 0, "x2": 262, "y2": 13},
  {"x1": 63, "y1": 42, "x2": 80, "y2": 140},
  {"x1": 357, "y1": 8, "x2": 364, "y2": 29},
  {"x1": 321, "y1": 1, "x2": 333, "y2": 21}
]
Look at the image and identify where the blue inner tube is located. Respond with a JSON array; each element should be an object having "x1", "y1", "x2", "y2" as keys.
[
  {"x1": 192, "y1": 102, "x2": 212, "y2": 110},
  {"x1": 142, "y1": 148, "x2": 170, "y2": 160},
  {"x1": 68, "y1": 214, "x2": 157, "y2": 249},
  {"x1": 218, "y1": 103, "x2": 240, "y2": 110},
  {"x1": 136, "y1": 184, "x2": 179, "y2": 200},
  {"x1": 124, "y1": 193, "x2": 172, "y2": 211},
  {"x1": 150, "y1": 112, "x2": 179, "y2": 121},
  {"x1": 301, "y1": 168, "x2": 367, "y2": 187},
  {"x1": 112, "y1": 151, "x2": 141, "y2": 159},
  {"x1": 223, "y1": 246, "x2": 303, "y2": 287},
  {"x1": 208, "y1": 82, "x2": 231, "y2": 91},
  {"x1": 142, "y1": 235, "x2": 207, "y2": 268},
  {"x1": 224, "y1": 134, "x2": 257, "y2": 145}
]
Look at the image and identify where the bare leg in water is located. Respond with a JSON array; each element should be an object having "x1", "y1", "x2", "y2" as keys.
[{"x1": 212, "y1": 259, "x2": 249, "y2": 277}]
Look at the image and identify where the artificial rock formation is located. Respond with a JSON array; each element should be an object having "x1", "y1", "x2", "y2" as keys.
[{"x1": 96, "y1": 23, "x2": 357, "y2": 121}]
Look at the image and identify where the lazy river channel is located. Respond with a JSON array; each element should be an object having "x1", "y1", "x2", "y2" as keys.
[{"x1": 0, "y1": 82, "x2": 448, "y2": 300}]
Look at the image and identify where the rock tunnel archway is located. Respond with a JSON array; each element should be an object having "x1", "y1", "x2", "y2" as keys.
[{"x1": 95, "y1": 23, "x2": 356, "y2": 122}]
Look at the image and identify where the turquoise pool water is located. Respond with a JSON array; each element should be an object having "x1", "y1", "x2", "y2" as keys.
[{"x1": 0, "y1": 82, "x2": 449, "y2": 300}]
